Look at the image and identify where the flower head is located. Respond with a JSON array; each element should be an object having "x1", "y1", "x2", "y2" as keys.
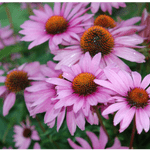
[
  {"x1": 13, "y1": 117, "x2": 40, "y2": 149},
  {"x1": 0, "y1": 62, "x2": 42, "y2": 116},
  {"x1": 95, "y1": 68, "x2": 150, "y2": 134},
  {"x1": 45, "y1": 52, "x2": 114, "y2": 135},
  {"x1": 68, "y1": 126, "x2": 128, "y2": 149},
  {"x1": 19, "y1": 2, "x2": 93, "y2": 52},
  {"x1": 54, "y1": 25, "x2": 145, "y2": 71},
  {"x1": 91, "y1": 2, "x2": 126, "y2": 15}
]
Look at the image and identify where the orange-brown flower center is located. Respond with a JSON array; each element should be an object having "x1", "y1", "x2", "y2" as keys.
[
  {"x1": 80, "y1": 26, "x2": 114, "y2": 57},
  {"x1": 45, "y1": 16, "x2": 68, "y2": 35},
  {"x1": 23, "y1": 128, "x2": 32, "y2": 138},
  {"x1": 127, "y1": 87, "x2": 149, "y2": 108},
  {"x1": 72, "y1": 72, "x2": 97, "y2": 96},
  {"x1": 5, "y1": 70, "x2": 30, "y2": 93},
  {"x1": 94, "y1": 15, "x2": 116, "y2": 28}
]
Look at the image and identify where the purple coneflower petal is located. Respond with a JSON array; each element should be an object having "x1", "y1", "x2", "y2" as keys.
[
  {"x1": 3, "y1": 92, "x2": 16, "y2": 116},
  {"x1": 139, "y1": 108, "x2": 149, "y2": 132},
  {"x1": 119, "y1": 107, "x2": 136, "y2": 133}
]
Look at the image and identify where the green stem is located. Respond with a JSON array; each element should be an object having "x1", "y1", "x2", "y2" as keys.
[
  {"x1": 93, "y1": 106, "x2": 110, "y2": 141},
  {"x1": 4, "y1": 3, "x2": 14, "y2": 29},
  {"x1": 27, "y1": 3, "x2": 33, "y2": 15},
  {"x1": 146, "y1": 3, "x2": 149, "y2": 12},
  {"x1": 35, "y1": 115, "x2": 60, "y2": 149},
  {"x1": 129, "y1": 118, "x2": 136, "y2": 149}
]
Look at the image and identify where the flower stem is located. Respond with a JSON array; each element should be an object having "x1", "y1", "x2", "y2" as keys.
[
  {"x1": 93, "y1": 106, "x2": 110, "y2": 141},
  {"x1": 129, "y1": 118, "x2": 136, "y2": 149},
  {"x1": 4, "y1": 3, "x2": 14, "y2": 29},
  {"x1": 27, "y1": 3, "x2": 33, "y2": 15},
  {"x1": 35, "y1": 115, "x2": 60, "y2": 149},
  {"x1": 146, "y1": 3, "x2": 149, "y2": 12}
]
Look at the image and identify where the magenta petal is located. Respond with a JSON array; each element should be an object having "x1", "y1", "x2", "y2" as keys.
[
  {"x1": 109, "y1": 137, "x2": 121, "y2": 149},
  {"x1": 140, "y1": 74, "x2": 150, "y2": 89},
  {"x1": 75, "y1": 109, "x2": 85, "y2": 130},
  {"x1": 67, "y1": 106, "x2": 76, "y2": 135},
  {"x1": 99, "y1": 127, "x2": 108, "y2": 149},
  {"x1": 3, "y1": 92, "x2": 16, "y2": 116},
  {"x1": 19, "y1": 138, "x2": 31, "y2": 149},
  {"x1": 54, "y1": 2, "x2": 61, "y2": 15},
  {"x1": 0, "y1": 76, "x2": 6, "y2": 82},
  {"x1": 113, "y1": 47, "x2": 145, "y2": 63},
  {"x1": 102, "y1": 102, "x2": 126, "y2": 116},
  {"x1": 86, "y1": 131, "x2": 100, "y2": 149},
  {"x1": 76, "y1": 137, "x2": 92, "y2": 149},
  {"x1": 64, "y1": 3, "x2": 73, "y2": 18},
  {"x1": 0, "y1": 86, "x2": 7, "y2": 95},
  {"x1": 119, "y1": 107, "x2": 136, "y2": 132},
  {"x1": 91, "y1": 2, "x2": 100, "y2": 13},
  {"x1": 139, "y1": 108, "x2": 149, "y2": 132},
  {"x1": 33, "y1": 142, "x2": 41, "y2": 149},
  {"x1": 67, "y1": 138, "x2": 83, "y2": 149},
  {"x1": 135, "y1": 109, "x2": 143, "y2": 134},
  {"x1": 46, "y1": 78, "x2": 71, "y2": 87},
  {"x1": 131, "y1": 71, "x2": 142, "y2": 87},
  {"x1": 57, "y1": 107, "x2": 66, "y2": 131},
  {"x1": 114, "y1": 105, "x2": 129, "y2": 126},
  {"x1": 31, "y1": 130, "x2": 40, "y2": 141}
]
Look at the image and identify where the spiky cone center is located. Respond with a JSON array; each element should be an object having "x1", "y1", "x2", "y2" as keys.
[
  {"x1": 5, "y1": 70, "x2": 30, "y2": 93},
  {"x1": 45, "y1": 15, "x2": 68, "y2": 35},
  {"x1": 127, "y1": 87, "x2": 149, "y2": 108},
  {"x1": 94, "y1": 15, "x2": 116, "y2": 28},
  {"x1": 23, "y1": 128, "x2": 32, "y2": 138},
  {"x1": 80, "y1": 26, "x2": 114, "y2": 57},
  {"x1": 72, "y1": 72, "x2": 98, "y2": 96}
]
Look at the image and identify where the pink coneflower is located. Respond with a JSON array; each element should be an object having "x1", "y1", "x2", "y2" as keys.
[
  {"x1": 24, "y1": 61, "x2": 61, "y2": 117},
  {"x1": 0, "y1": 23, "x2": 20, "y2": 50},
  {"x1": 94, "y1": 68, "x2": 150, "y2": 134},
  {"x1": 0, "y1": 62, "x2": 42, "y2": 116},
  {"x1": 91, "y1": 2, "x2": 126, "y2": 15},
  {"x1": 94, "y1": 14, "x2": 145, "y2": 35},
  {"x1": 19, "y1": 2, "x2": 93, "y2": 52},
  {"x1": 68, "y1": 126, "x2": 128, "y2": 149},
  {"x1": 54, "y1": 25, "x2": 145, "y2": 71},
  {"x1": 45, "y1": 52, "x2": 115, "y2": 135},
  {"x1": 13, "y1": 117, "x2": 40, "y2": 149},
  {"x1": 24, "y1": 60, "x2": 99, "y2": 135}
]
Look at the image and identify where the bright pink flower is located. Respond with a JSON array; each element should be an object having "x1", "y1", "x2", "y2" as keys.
[
  {"x1": 0, "y1": 62, "x2": 42, "y2": 116},
  {"x1": 95, "y1": 68, "x2": 150, "y2": 134},
  {"x1": 91, "y1": 2, "x2": 126, "y2": 15},
  {"x1": 0, "y1": 24, "x2": 20, "y2": 50},
  {"x1": 13, "y1": 117, "x2": 40, "y2": 149},
  {"x1": 33, "y1": 142, "x2": 41, "y2": 149},
  {"x1": 138, "y1": 8, "x2": 150, "y2": 42},
  {"x1": 53, "y1": 25, "x2": 145, "y2": 71},
  {"x1": 24, "y1": 61, "x2": 61, "y2": 117},
  {"x1": 94, "y1": 14, "x2": 145, "y2": 35},
  {"x1": 46, "y1": 52, "x2": 115, "y2": 135},
  {"x1": 19, "y1": 2, "x2": 93, "y2": 52},
  {"x1": 68, "y1": 126, "x2": 128, "y2": 149}
]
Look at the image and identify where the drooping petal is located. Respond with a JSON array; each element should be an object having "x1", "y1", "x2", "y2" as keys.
[{"x1": 3, "y1": 92, "x2": 16, "y2": 116}]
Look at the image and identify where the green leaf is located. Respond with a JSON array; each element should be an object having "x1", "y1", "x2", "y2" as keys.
[{"x1": 0, "y1": 45, "x2": 25, "y2": 60}]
